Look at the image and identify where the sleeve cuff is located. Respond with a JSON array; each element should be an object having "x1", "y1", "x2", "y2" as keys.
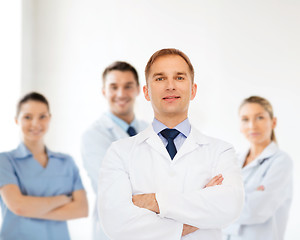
[
  {"x1": 223, "y1": 223, "x2": 241, "y2": 236},
  {"x1": 156, "y1": 192, "x2": 170, "y2": 218}
]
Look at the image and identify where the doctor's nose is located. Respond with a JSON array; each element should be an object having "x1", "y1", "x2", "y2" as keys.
[
  {"x1": 166, "y1": 79, "x2": 176, "y2": 91},
  {"x1": 248, "y1": 119, "x2": 257, "y2": 129},
  {"x1": 116, "y1": 88, "x2": 126, "y2": 97},
  {"x1": 31, "y1": 118, "x2": 40, "y2": 127}
]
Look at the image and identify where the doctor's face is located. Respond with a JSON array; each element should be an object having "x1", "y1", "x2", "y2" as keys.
[
  {"x1": 16, "y1": 100, "x2": 51, "y2": 144},
  {"x1": 143, "y1": 55, "x2": 197, "y2": 122},
  {"x1": 239, "y1": 103, "x2": 276, "y2": 146},
  {"x1": 103, "y1": 70, "x2": 140, "y2": 119}
]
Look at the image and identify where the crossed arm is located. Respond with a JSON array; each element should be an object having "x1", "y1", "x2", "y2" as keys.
[
  {"x1": 98, "y1": 143, "x2": 244, "y2": 239},
  {"x1": 0, "y1": 184, "x2": 88, "y2": 220},
  {"x1": 132, "y1": 174, "x2": 224, "y2": 236},
  {"x1": 235, "y1": 157, "x2": 292, "y2": 225}
]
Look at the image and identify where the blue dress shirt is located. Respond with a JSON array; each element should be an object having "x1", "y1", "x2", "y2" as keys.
[
  {"x1": 107, "y1": 112, "x2": 138, "y2": 133},
  {"x1": 152, "y1": 118, "x2": 191, "y2": 151},
  {"x1": 0, "y1": 143, "x2": 84, "y2": 240}
]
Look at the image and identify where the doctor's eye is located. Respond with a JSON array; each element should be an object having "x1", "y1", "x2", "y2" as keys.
[
  {"x1": 40, "y1": 114, "x2": 48, "y2": 120},
  {"x1": 23, "y1": 115, "x2": 32, "y2": 120},
  {"x1": 177, "y1": 76, "x2": 184, "y2": 80},
  {"x1": 124, "y1": 85, "x2": 133, "y2": 90},
  {"x1": 110, "y1": 85, "x2": 118, "y2": 91},
  {"x1": 241, "y1": 118, "x2": 248, "y2": 122},
  {"x1": 257, "y1": 116, "x2": 264, "y2": 120},
  {"x1": 156, "y1": 77, "x2": 164, "y2": 81}
]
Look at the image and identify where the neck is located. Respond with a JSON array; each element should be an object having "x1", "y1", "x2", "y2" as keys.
[
  {"x1": 117, "y1": 113, "x2": 134, "y2": 124},
  {"x1": 23, "y1": 139, "x2": 45, "y2": 155},
  {"x1": 245, "y1": 140, "x2": 271, "y2": 166},
  {"x1": 155, "y1": 114, "x2": 188, "y2": 128},
  {"x1": 249, "y1": 140, "x2": 271, "y2": 156}
]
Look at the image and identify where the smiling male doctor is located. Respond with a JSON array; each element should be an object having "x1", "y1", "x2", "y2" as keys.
[
  {"x1": 81, "y1": 61, "x2": 147, "y2": 239},
  {"x1": 98, "y1": 49, "x2": 244, "y2": 240}
]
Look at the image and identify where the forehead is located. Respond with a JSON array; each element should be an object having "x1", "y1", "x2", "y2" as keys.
[
  {"x1": 20, "y1": 100, "x2": 48, "y2": 113},
  {"x1": 149, "y1": 55, "x2": 190, "y2": 76},
  {"x1": 104, "y1": 70, "x2": 137, "y2": 86},
  {"x1": 240, "y1": 103, "x2": 267, "y2": 115}
]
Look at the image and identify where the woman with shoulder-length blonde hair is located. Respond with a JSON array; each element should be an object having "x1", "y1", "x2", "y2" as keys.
[
  {"x1": 223, "y1": 96, "x2": 293, "y2": 240},
  {"x1": 0, "y1": 92, "x2": 88, "y2": 240}
]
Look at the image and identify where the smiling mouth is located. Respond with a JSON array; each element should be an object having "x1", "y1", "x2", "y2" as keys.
[
  {"x1": 163, "y1": 96, "x2": 180, "y2": 100},
  {"x1": 29, "y1": 130, "x2": 43, "y2": 135},
  {"x1": 114, "y1": 99, "x2": 130, "y2": 105},
  {"x1": 249, "y1": 132, "x2": 260, "y2": 136}
]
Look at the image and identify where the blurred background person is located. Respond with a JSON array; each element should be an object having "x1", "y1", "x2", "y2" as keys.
[
  {"x1": 81, "y1": 61, "x2": 148, "y2": 239},
  {"x1": 223, "y1": 96, "x2": 293, "y2": 240},
  {"x1": 0, "y1": 92, "x2": 88, "y2": 240}
]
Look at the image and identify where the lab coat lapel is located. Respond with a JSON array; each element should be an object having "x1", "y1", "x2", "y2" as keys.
[
  {"x1": 137, "y1": 126, "x2": 171, "y2": 160},
  {"x1": 174, "y1": 126, "x2": 209, "y2": 161},
  {"x1": 111, "y1": 124, "x2": 128, "y2": 139},
  {"x1": 136, "y1": 125, "x2": 210, "y2": 162},
  {"x1": 102, "y1": 114, "x2": 128, "y2": 139},
  {"x1": 256, "y1": 142, "x2": 278, "y2": 161},
  {"x1": 242, "y1": 142, "x2": 278, "y2": 170}
]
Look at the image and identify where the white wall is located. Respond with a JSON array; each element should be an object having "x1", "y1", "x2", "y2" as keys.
[
  {"x1": 0, "y1": 0, "x2": 22, "y2": 230},
  {"x1": 19, "y1": 0, "x2": 300, "y2": 239},
  {"x1": 0, "y1": 1, "x2": 21, "y2": 150}
]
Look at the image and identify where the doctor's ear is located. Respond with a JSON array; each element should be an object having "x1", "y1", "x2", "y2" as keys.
[
  {"x1": 272, "y1": 117, "x2": 277, "y2": 129},
  {"x1": 190, "y1": 83, "x2": 197, "y2": 101},
  {"x1": 143, "y1": 85, "x2": 150, "y2": 101},
  {"x1": 136, "y1": 85, "x2": 141, "y2": 96},
  {"x1": 102, "y1": 88, "x2": 106, "y2": 97}
]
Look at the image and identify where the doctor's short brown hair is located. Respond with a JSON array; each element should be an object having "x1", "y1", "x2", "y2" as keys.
[
  {"x1": 145, "y1": 48, "x2": 194, "y2": 82},
  {"x1": 102, "y1": 61, "x2": 139, "y2": 87}
]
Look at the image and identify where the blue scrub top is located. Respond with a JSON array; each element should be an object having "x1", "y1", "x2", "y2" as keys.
[{"x1": 0, "y1": 143, "x2": 84, "y2": 240}]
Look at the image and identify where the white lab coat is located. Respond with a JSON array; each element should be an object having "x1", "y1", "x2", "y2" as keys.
[
  {"x1": 98, "y1": 125, "x2": 244, "y2": 240},
  {"x1": 81, "y1": 113, "x2": 148, "y2": 193},
  {"x1": 81, "y1": 113, "x2": 148, "y2": 240},
  {"x1": 223, "y1": 142, "x2": 293, "y2": 240}
]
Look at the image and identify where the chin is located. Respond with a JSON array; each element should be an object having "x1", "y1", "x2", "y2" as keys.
[
  {"x1": 249, "y1": 139, "x2": 267, "y2": 145},
  {"x1": 164, "y1": 108, "x2": 184, "y2": 115},
  {"x1": 26, "y1": 134, "x2": 44, "y2": 141}
]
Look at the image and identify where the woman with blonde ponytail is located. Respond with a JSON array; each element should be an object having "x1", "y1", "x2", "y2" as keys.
[{"x1": 223, "y1": 96, "x2": 293, "y2": 240}]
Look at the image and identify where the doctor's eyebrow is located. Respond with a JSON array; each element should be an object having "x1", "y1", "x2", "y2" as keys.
[
  {"x1": 176, "y1": 72, "x2": 187, "y2": 76},
  {"x1": 254, "y1": 112, "x2": 267, "y2": 116},
  {"x1": 152, "y1": 72, "x2": 188, "y2": 78},
  {"x1": 241, "y1": 112, "x2": 267, "y2": 118},
  {"x1": 152, "y1": 72, "x2": 165, "y2": 78},
  {"x1": 124, "y1": 82, "x2": 135, "y2": 85}
]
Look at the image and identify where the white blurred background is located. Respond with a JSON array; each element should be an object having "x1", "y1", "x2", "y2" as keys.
[{"x1": 0, "y1": 0, "x2": 299, "y2": 239}]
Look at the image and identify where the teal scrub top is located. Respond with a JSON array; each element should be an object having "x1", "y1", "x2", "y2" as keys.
[{"x1": 0, "y1": 143, "x2": 84, "y2": 240}]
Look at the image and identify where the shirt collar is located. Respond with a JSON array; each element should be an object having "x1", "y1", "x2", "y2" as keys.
[
  {"x1": 12, "y1": 142, "x2": 65, "y2": 160},
  {"x1": 135, "y1": 124, "x2": 210, "y2": 146},
  {"x1": 241, "y1": 141, "x2": 279, "y2": 167},
  {"x1": 257, "y1": 141, "x2": 279, "y2": 162},
  {"x1": 45, "y1": 147, "x2": 66, "y2": 160},
  {"x1": 12, "y1": 142, "x2": 33, "y2": 159},
  {"x1": 152, "y1": 118, "x2": 191, "y2": 137},
  {"x1": 106, "y1": 112, "x2": 137, "y2": 132}
]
